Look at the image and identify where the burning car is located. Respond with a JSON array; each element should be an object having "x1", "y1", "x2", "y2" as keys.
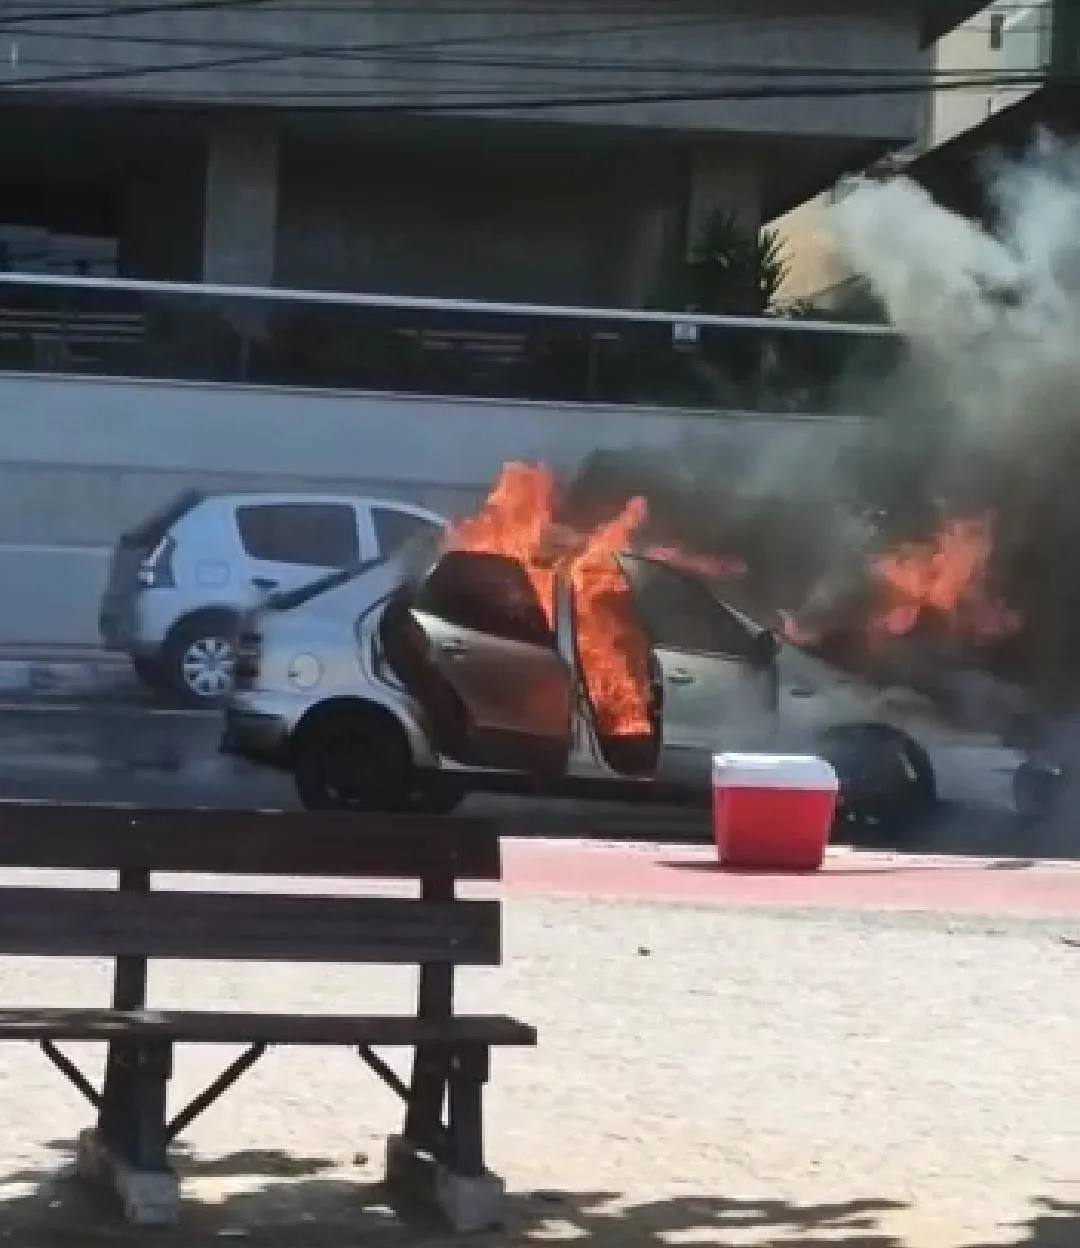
[{"x1": 221, "y1": 530, "x2": 946, "y2": 829}]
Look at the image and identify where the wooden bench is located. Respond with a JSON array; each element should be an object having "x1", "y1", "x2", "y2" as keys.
[{"x1": 0, "y1": 804, "x2": 535, "y2": 1230}]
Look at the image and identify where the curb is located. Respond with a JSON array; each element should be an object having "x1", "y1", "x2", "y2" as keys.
[{"x1": 0, "y1": 658, "x2": 134, "y2": 698}]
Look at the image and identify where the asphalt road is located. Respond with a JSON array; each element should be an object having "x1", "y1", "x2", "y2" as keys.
[{"x1": 0, "y1": 691, "x2": 1069, "y2": 857}]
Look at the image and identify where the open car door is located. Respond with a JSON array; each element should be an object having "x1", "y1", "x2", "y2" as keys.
[
  {"x1": 391, "y1": 549, "x2": 573, "y2": 774},
  {"x1": 618, "y1": 554, "x2": 779, "y2": 790}
]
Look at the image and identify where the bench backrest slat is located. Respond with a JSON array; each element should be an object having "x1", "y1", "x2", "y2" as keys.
[
  {"x1": 0, "y1": 806, "x2": 501, "y2": 880},
  {"x1": 0, "y1": 888, "x2": 501, "y2": 965}
]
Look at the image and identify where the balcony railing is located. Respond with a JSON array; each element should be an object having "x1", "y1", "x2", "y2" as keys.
[{"x1": 0, "y1": 272, "x2": 901, "y2": 416}]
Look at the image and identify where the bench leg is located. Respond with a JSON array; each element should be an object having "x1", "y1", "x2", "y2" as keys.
[
  {"x1": 78, "y1": 1041, "x2": 179, "y2": 1227},
  {"x1": 386, "y1": 1044, "x2": 505, "y2": 1233}
]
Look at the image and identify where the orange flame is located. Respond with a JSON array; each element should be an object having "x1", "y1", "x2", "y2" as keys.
[
  {"x1": 449, "y1": 462, "x2": 652, "y2": 737},
  {"x1": 867, "y1": 513, "x2": 1020, "y2": 644}
]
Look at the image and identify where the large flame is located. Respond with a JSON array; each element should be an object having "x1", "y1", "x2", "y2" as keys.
[
  {"x1": 867, "y1": 513, "x2": 1020, "y2": 643},
  {"x1": 448, "y1": 462, "x2": 652, "y2": 737}
]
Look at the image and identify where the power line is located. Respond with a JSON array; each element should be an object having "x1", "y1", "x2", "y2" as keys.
[
  {"x1": 0, "y1": 22, "x2": 1064, "y2": 82},
  {"x1": 0, "y1": 0, "x2": 1028, "y2": 23},
  {"x1": 0, "y1": 66, "x2": 1060, "y2": 110},
  {"x1": 0, "y1": 12, "x2": 746, "y2": 90},
  {"x1": 0, "y1": 0, "x2": 269, "y2": 24}
]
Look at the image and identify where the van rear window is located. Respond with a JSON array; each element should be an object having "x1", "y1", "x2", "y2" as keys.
[{"x1": 120, "y1": 489, "x2": 204, "y2": 548}]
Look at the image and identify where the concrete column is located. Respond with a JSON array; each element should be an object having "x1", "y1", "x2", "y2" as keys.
[
  {"x1": 202, "y1": 124, "x2": 279, "y2": 286},
  {"x1": 684, "y1": 147, "x2": 760, "y2": 257}
]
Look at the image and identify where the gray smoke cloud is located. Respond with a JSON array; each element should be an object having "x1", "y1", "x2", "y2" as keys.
[
  {"x1": 814, "y1": 132, "x2": 1080, "y2": 726},
  {"x1": 829, "y1": 133, "x2": 1080, "y2": 463}
]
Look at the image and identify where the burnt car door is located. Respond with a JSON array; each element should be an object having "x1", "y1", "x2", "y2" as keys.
[
  {"x1": 617, "y1": 554, "x2": 779, "y2": 789},
  {"x1": 402, "y1": 549, "x2": 573, "y2": 773}
]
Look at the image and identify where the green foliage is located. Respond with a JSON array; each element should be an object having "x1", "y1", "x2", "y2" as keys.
[{"x1": 676, "y1": 208, "x2": 790, "y2": 315}]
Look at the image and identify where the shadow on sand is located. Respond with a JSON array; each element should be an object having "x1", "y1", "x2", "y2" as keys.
[
  {"x1": 0, "y1": 1139, "x2": 910, "y2": 1246},
  {"x1": 0, "y1": 1141, "x2": 1074, "y2": 1246}
]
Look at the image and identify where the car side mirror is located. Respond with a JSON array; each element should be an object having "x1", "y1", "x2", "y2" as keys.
[{"x1": 748, "y1": 628, "x2": 780, "y2": 668}]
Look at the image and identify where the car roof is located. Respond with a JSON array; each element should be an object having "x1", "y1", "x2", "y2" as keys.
[{"x1": 191, "y1": 492, "x2": 446, "y2": 523}]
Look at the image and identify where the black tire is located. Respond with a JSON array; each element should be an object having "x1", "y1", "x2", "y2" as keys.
[
  {"x1": 1013, "y1": 760, "x2": 1064, "y2": 827},
  {"x1": 294, "y1": 713, "x2": 412, "y2": 812},
  {"x1": 161, "y1": 613, "x2": 238, "y2": 707},
  {"x1": 817, "y1": 723, "x2": 937, "y2": 843}
]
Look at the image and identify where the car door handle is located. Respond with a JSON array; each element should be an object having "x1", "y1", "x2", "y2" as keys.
[
  {"x1": 790, "y1": 686, "x2": 816, "y2": 698},
  {"x1": 439, "y1": 639, "x2": 470, "y2": 657},
  {"x1": 667, "y1": 669, "x2": 695, "y2": 685},
  {"x1": 251, "y1": 577, "x2": 278, "y2": 591}
]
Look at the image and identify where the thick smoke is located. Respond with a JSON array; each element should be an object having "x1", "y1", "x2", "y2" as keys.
[
  {"x1": 831, "y1": 136, "x2": 1080, "y2": 455},
  {"x1": 565, "y1": 132, "x2": 1080, "y2": 722},
  {"x1": 826, "y1": 134, "x2": 1080, "y2": 707}
]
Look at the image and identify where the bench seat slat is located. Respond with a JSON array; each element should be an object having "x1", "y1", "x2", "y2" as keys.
[
  {"x1": 0, "y1": 889, "x2": 501, "y2": 965},
  {"x1": 0, "y1": 807, "x2": 502, "y2": 879},
  {"x1": 0, "y1": 1009, "x2": 536, "y2": 1046}
]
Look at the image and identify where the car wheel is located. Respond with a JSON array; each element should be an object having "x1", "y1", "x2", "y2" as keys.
[
  {"x1": 162, "y1": 614, "x2": 237, "y2": 706},
  {"x1": 816, "y1": 723, "x2": 937, "y2": 843},
  {"x1": 1013, "y1": 760, "x2": 1065, "y2": 826},
  {"x1": 294, "y1": 715, "x2": 412, "y2": 812}
]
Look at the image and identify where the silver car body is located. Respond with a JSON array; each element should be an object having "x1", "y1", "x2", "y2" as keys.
[{"x1": 225, "y1": 542, "x2": 997, "y2": 801}]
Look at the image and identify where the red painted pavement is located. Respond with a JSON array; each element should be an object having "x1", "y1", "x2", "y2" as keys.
[{"x1": 499, "y1": 839, "x2": 1080, "y2": 916}]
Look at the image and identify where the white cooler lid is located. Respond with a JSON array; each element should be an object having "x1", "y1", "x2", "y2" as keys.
[{"x1": 712, "y1": 752, "x2": 839, "y2": 792}]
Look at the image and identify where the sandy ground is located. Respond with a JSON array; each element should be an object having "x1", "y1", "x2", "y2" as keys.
[{"x1": 0, "y1": 882, "x2": 1075, "y2": 1247}]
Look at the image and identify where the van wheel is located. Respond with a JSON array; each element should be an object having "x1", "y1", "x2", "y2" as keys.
[
  {"x1": 294, "y1": 715, "x2": 412, "y2": 812},
  {"x1": 163, "y1": 613, "x2": 237, "y2": 706}
]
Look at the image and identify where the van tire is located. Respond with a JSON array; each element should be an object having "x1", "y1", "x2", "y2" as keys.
[
  {"x1": 162, "y1": 612, "x2": 238, "y2": 707},
  {"x1": 294, "y1": 710, "x2": 412, "y2": 812}
]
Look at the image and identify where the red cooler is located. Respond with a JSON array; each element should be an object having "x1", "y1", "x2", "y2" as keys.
[{"x1": 712, "y1": 752, "x2": 839, "y2": 871}]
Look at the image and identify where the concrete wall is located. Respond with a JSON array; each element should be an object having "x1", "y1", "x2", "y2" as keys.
[
  {"x1": 274, "y1": 140, "x2": 691, "y2": 304},
  {"x1": 6, "y1": 0, "x2": 925, "y2": 140},
  {"x1": 0, "y1": 371, "x2": 864, "y2": 646}
]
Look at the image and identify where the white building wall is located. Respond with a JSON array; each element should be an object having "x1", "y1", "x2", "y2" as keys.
[{"x1": 928, "y1": 0, "x2": 1049, "y2": 148}]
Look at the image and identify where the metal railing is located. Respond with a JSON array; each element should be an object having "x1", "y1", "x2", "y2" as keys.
[{"x1": 0, "y1": 272, "x2": 901, "y2": 414}]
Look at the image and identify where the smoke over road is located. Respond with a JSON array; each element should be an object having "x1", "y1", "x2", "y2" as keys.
[{"x1": 825, "y1": 136, "x2": 1080, "y2": 706}]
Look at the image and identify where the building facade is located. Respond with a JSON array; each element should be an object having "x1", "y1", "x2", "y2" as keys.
[{"x1": 0, "y1": 0, "x2": 979, "y2": 306}]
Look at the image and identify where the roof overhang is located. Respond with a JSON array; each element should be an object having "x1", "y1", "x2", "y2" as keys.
[
  {"x1": 920, "y1": 2, "x2": 993, "y2": 46},
  {"x1": 906, "y1": 85, "x2": 1080, "y2": 217}
]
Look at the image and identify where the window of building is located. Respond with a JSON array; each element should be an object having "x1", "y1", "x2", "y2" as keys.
[{"x1": 989, "y1": 11, "x2": 1005, "y2": 50}]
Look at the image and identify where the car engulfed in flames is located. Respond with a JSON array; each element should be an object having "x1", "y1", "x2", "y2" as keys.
[{"x1": 223, "y1": 460, "x2": 977, "y2": 834}]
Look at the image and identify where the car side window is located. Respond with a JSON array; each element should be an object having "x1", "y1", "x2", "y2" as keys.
[
  {"x1": 416, "y1": 551, "x2": 553, "y2": 647},
  {"x1": 371, "y1": 507, "x2": 443, "y2": 556},
  {"x1": 621, "y1": 555, "x2": 753, "y2": 656},
  {"x1": 236, "y1": 503, "x2": 360, "y2": 567}
]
